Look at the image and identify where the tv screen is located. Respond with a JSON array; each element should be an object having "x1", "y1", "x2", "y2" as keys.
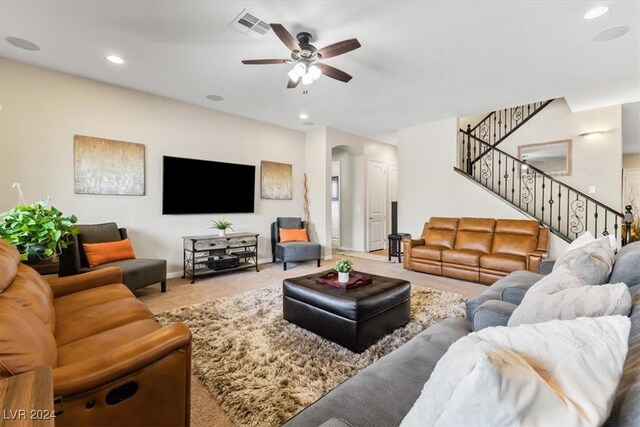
[{"x1": 162, "y1": 156, "x2": 255, "y2": 214}]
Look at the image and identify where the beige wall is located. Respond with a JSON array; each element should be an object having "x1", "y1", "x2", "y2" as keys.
[
  {"x1": 398, "y1": 117, "x2": 570, "y2": 257},
  {"x1": 460, "y1": 99, "x2": 623, "y2": 210},
  {"x1": 0, "y1": 59, "x2": 306, "y2": 275},
  {"x1": 624, "y1": 154, "x2": 640, "y2": 169}
]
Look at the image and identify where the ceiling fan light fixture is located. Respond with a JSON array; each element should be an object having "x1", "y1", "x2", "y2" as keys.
[
  {"x1": 293, "y1": 63, "x2": 307, "y2": 77},
  {"x1": 301, "y1": 74, "x2": 314, "y2": 85},
  {"x1": 287, "y1": 68, "x2": 301, "y2": 83},
  {"x1": 308, "y1": 65, "x2": 321, "y2": 80}
]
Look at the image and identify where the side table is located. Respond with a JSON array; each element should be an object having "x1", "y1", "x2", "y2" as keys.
[
  {"x1": 0, "y1": 366, "x2": 56, "y2": 427},
  {"x1": 388, "y1": 233, "x2": 411, "y2": 263}
]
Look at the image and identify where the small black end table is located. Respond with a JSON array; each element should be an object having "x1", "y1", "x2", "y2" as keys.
[{"x1": 388, "y1": 233, "x2": 411, "y2": 262}]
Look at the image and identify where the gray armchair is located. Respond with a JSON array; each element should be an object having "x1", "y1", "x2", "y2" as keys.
[
  {"x1": 271, "y1": 217, "x2": 321, "y2": 271},
  {"x1": 59, "y1": 222, "x2": 167, "y2": 292}
]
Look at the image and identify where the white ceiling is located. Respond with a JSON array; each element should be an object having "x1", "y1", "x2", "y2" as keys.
[{"x1": 1, "y1": 1, "x2": 639, "y2": 144}]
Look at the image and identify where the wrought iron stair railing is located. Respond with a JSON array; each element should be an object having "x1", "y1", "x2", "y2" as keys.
[
  {"x1": 457, "y1": 129, "x2": 633, "y2": 244},
  {"x1": 466, "y1": 99, "x2": 554, "y2": 169}
]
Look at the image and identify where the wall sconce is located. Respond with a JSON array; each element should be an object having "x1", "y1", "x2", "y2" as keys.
[{"x1": 579, "y1": 131, "x2": 606, "y2": 140}]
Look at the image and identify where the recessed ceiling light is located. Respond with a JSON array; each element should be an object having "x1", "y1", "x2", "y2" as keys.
[
  {"x1": 299, "y1": 113, "x2": 309, "y2": 120},
  {"x1": 592, "y1": 25, "x2": 630, "y2": 42},
  {"x1": 6, "y1": 36, "x2": 40, "y2": 51},
  {"x1": 106, "y1": 55, "x2": 124, "y2": 64},
  {"x1": 206, "y1": 94, "x2": 224, "y2": 102},
  {"x1": 302, "y1": 122, "x2": 314, "y2": 126},
  {"x1": 584, "y1": 6, "x2": 609, "y2": 20}
]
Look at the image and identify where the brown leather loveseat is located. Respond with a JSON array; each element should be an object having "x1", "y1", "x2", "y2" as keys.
[
  {"x1": 0, "y1": 239, "x2": 191, "y2": 427},
  {"x1": 403, "y1": 217, "x2": 549, "y2": 284}
]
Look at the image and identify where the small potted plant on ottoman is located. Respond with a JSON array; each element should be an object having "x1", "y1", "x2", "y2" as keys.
[{"x1": 335, "y1": 259, "x2": 354, "y2": 283}]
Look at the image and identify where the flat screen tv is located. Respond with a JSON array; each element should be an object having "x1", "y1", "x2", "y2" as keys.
[{"x1": 162, "y1": 156, "x2": 255, "y2": 214}]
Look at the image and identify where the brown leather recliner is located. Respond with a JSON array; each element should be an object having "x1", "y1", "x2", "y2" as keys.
[
  {"x1": 403, "y1": 217, "x2": 549, "y2": 284},
  {"x1": 0, "y1": 239, "x2": 191, "y2": 427}
]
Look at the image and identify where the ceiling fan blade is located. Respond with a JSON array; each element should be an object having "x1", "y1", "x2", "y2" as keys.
[
  {"x1": 270, "y1": 23, "x2": 300, "y2": 52},
  {"x1": 241, "y1": 59, "x2": 289, "y2": 65},
  {"x1": 287, "y1": 78, "x2": 300, "y2": 89},
  {"x1": 317, "y1": 38, "x2": 361, "y2": 59},
  {"x1": 317, "y1": 63, "x2": 353, "y2": 83}
]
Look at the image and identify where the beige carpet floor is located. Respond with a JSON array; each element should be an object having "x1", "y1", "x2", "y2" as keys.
[
  {"x1": 155, "y1": 284, "x2": 465, "y2": 426},
  {"x1": 135, "y1": 255, "x2": 486, "y2": 427}
]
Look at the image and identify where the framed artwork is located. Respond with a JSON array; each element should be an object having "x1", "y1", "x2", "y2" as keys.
[
  {"x1": 261, "y1": 161, "x2": 292, "y2": 200},
  {"x1": 74, "y1": 135, "x2": 145, "y2": 195}
]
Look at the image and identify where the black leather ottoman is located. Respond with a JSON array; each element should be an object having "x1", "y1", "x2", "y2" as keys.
[{"x1": 283, "y1": 271, "x2": 411, "y2": 353}]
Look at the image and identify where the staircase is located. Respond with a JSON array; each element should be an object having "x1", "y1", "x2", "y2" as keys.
[{"x1": 455, "y1": 100, "x2": 631, "y2": 244}]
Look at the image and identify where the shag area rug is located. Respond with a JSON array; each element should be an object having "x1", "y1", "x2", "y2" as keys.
[{"x1": 156, "y1": 284, "x2": 466, "y2": 427}]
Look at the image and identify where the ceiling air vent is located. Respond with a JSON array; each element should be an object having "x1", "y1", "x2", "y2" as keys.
[{"x1": 229, "y1": 9, "x2": 271, "y2": 38}]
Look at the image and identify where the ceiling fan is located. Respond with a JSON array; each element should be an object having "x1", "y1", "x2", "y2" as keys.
[{"x1": 241, "y1": 23, "x2": 361, "y2": 89}]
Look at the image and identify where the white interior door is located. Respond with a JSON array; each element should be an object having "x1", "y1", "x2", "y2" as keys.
[
  {"x1": 368, "y1": 160, "x2": 386, "y2": 251},
  {"x1": 624, "y1": 168, "x2": 640, "y2": 210}
]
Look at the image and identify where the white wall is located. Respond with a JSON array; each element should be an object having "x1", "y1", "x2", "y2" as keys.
[
  {"x1": 330, "y1": 160, "x2": 340, "y2": 241},
  {"x1": 460, "y1": 99, "x2": 623, "y2": 210},
  {"x1": 0, "y1": 59, "x2": 306, "y2": 275},
  {"x1": 398, "y1": 117, "x2": 569, "y2": 257},
  {"x1": 304, "y1": 127, "x2": 397, "y2": 255},
  {"x1": 326, "y1": 128, "x2": 398, "y2": 252},
  {"x1": 304, "y1": 128, "x2": 330, "y2": 257}
]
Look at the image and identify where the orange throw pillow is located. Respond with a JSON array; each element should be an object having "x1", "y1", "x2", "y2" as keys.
[
  {"x1": 279, "y1": 228, "x2": 309, "y2": 243},
  {"x1": 83, "y1": 238, "x2": 136, "y2": 267}
]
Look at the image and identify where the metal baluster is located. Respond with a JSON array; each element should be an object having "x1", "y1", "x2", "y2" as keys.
[
  {"x1": 498, "y1": 153, "x2": 502, "y2": 195},
  {"x1": 594, "y1": 206, "x2": 599, "y2": 236},
  {"x1": 533, "y1": 171, "x2": 537, "y2": 218},
  {"x1": 511, "y1": 160, "x2": 515, "y2": 203},
  {"x1": 557, "y1": 187, "x2": 562, "y2": 233},
  {"x1": 614, "y1": 216, "x2": 619, "y2": 241},
  {"x1": 504, "y1": 109, "x2": 508, "y2": 137},
  {"x1": 493, "y1": 113, "x2": 497, "y2": 146},
  {"x1": 541, "y1": 176, "x2": 546, "y2": 223},
  {"x1": 566, "y1": 187, "x2": 570, "y2": 238},
  {"x1": 472, "y1": 132, "x2": 477, "y2": 174},
  {"x1": 548, "y1": 181, "x2": 554, "y2": 231},
  {"x1": 574, "y1": 193, "x2": 579, "y2": 240},
  {"x1": 518, "y1": 162, "x2": 522, "y2": 208},
  {"x1": 604, "y1": 210, "x2": 608, "y2": 237},
  {"x1": 491, "y1": 144, "x2": 495, "y2": 191},
  {"x1": 466, "y1": 125, "x2": 472, "y2": 174}
]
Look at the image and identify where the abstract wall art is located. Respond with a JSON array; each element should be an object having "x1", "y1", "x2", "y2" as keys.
[
  {"x1": 74, "y1": 135, "x2": 145, "y2": 195},
  {"x1": 261, "y1": 160, "x2": 292, "y2": 200}
]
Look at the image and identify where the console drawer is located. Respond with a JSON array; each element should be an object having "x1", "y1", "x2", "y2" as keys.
[{"x1": 228, "y1": 236, "x2": 257, "y2": 247}]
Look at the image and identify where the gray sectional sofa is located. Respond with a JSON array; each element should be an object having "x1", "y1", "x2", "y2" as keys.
[{"x1": 283, "y1": 242, "x2": 640, "y2": 427}]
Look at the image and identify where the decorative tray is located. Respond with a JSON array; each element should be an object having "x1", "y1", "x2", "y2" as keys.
[{"x1": 316, "y1": 271, "x2": 372, "y2": 289}]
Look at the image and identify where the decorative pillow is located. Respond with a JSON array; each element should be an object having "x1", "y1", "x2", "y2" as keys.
[
  {"x1": 508, "y1": 266, "x2": 631, "y2": 326},
  {"x1": 279, "y1": 228, "x2": 309, "y2": 243},
  {"x1": 553, "y1": 236, "x2": 615, "y2": 285},
  {"x1": 83, "y1": 238, "x2": 136, "y2": 267},
  {"x1": 565, "y1": 230, "x2": 596, "y2": 251},
  {"x1": 400, "y1": 316, "x2": 631, "y2": 427},
  {"x1": 610, "y1": 242, "x2": 640, "y2": 288},
  {"x1": 564, "y1": 231, "x2": 617, "y2": 253}
]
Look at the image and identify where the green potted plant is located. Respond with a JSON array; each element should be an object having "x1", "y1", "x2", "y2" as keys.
[
  {"x1": 210, "y1": 218, "x2": 234, "y2": 236},
  {"x1": 0, "y1": 198, "x2": 79, "y2": 262},
  {"x1": 335, "y1": 259, "x2": 354, "y2": 283}
]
